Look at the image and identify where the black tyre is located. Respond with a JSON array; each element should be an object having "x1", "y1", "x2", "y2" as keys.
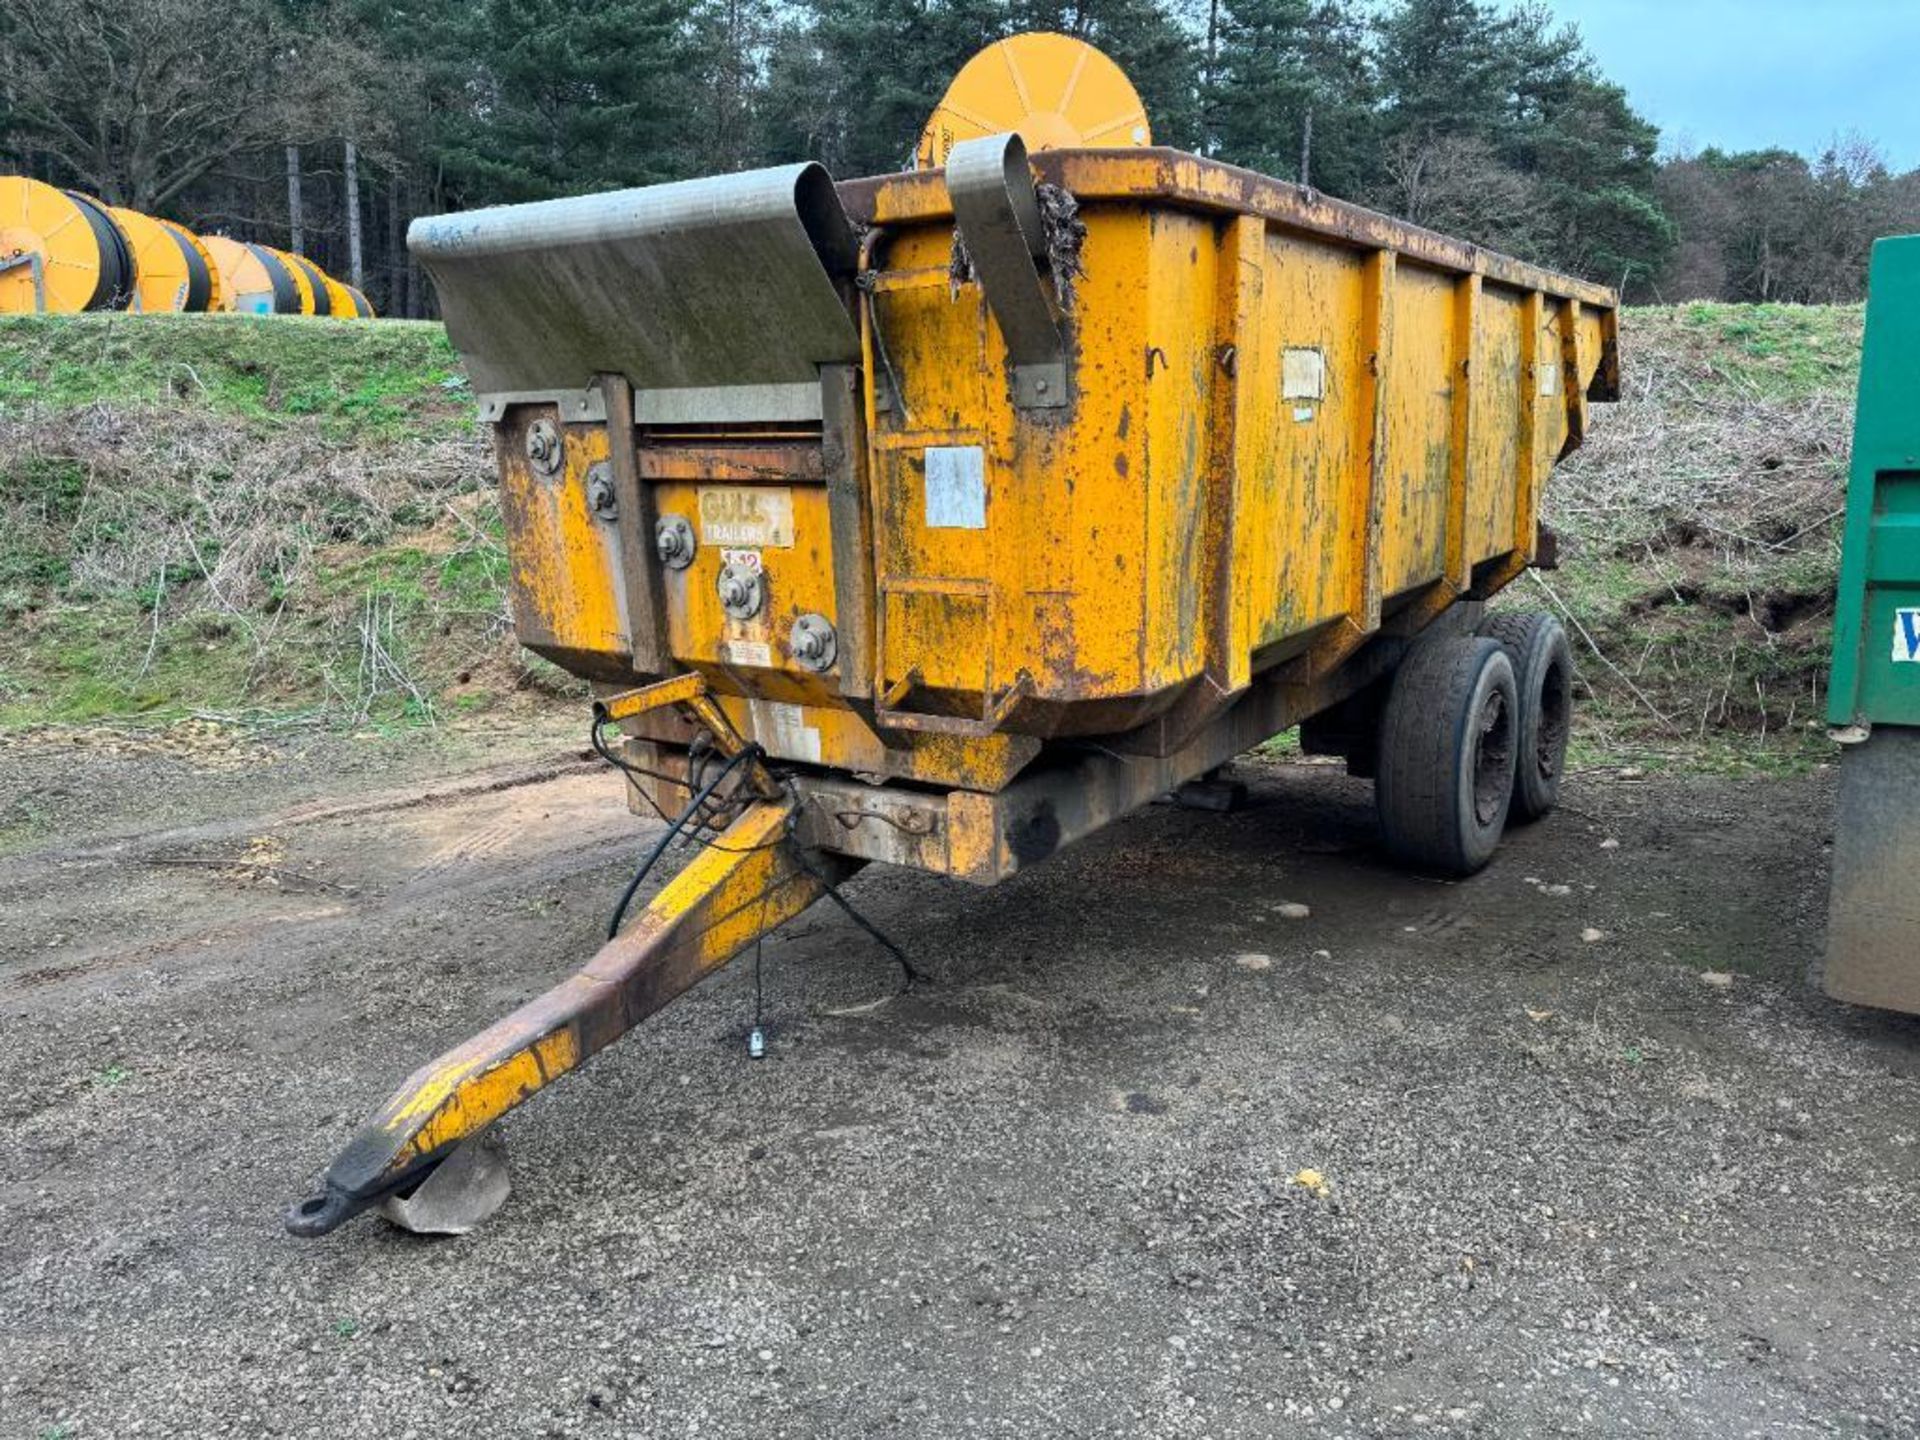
[
  {"x1": 1478, "y1": 611, "x2": 1573, "y2": 823},
  {"x1": 1375, "y1": 635, "x2": 1518, "y2": 876}
]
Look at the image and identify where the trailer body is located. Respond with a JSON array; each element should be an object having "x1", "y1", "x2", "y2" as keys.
[
  {"x1": 288, "y1": 115, "x2": 1617, "y2": 1236},
  {"x1": 432, "y1": 146, "x2": 1614, "y2": 884}
]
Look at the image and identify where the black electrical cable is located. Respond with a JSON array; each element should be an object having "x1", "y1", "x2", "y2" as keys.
[
  {"x1": 65, "y1": 192, "x2": 133, "y2": 310},
  {"x1": 587, "y1": 717, "x2": 918, "y2": 990},
  {"x1": 245, "y1": 243, "x2": 300, "y2": 314},
  {"x1": 165, "y1": 225, "x2": 213, "y2": 312},
  {"x1": 588, "y1": 712, "x2": 791, "y2": 856},
  {"x1": 292, "y1": 255, "x2": 334, "y2": 315},
  {"x1": 605, "y1": 744, "x2": 764, "y2": 940},
  {"x1": 788, "y1": 844, "x2": 921, "y2": 989}
]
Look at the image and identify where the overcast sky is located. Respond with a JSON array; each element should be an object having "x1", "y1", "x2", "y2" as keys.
[{"x1": 1543, "y1": 0, "x2": 1918, "y2": 168}]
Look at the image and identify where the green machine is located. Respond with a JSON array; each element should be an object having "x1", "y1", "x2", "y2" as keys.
[{"x1": 1825, "y1": 234, "x2": 1920, "y2": 1011}]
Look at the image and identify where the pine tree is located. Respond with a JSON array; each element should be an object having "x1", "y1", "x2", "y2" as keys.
[
  {"x1": 1206, "y1": 0, "x2": 1375, "y2": 195},
  {"x1": 428, "y1": 0, "x2": 703, "y2": 203}
]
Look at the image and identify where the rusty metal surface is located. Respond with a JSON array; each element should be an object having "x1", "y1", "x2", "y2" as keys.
[
  {"x1": 597, "y1": 376, "x2": 671, "y2": 676},
  {"x1": 945, "y1": 133, "x2": 1067, "y2": 408},
  {"x1": 820, "y1": 364, "x2": 877, "y2": 700},
  {"x1": 620, "y1": 620, "x2": 1413, "y2": 888},
  {"x1": 1822, "y1": 727, "x2": 1920, "y2": 1012},
  {"x1": 409, "y1": 164, "x2": 860, "y2": 413},
  {"x1": 840, "y1": 148, "x2": 1619, "y2": 311}
]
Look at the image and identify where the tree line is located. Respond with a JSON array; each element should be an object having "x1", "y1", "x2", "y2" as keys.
[{"x1": 3, "y1": 0, "x2": 1913, "y2": 316}]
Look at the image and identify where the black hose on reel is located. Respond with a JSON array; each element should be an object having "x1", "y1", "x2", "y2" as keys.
[
  {"x1": 65, "y1": 192, "x2": 134, "y2": 310},
  {"x1": 244, "y1": 243, "x2": 300, "y2": 314},
  {"x1": 167, "y1": 228, "x2": 214, "y2": 312},
  {"x1": 291, "y1": 254, "x2": 333, "y2": 315}
]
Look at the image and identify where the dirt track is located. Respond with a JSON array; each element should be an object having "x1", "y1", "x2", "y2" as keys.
[{"x1": 2, "y1": 733, "x2": 1917, "y2": 1438}]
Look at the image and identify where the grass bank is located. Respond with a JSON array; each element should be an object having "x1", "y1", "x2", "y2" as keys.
[{"x1": 0, "y1": 313, "x2": 577, "y2": 732}]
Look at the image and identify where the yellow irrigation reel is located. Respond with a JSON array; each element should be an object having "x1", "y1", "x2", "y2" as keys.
[
  {"x1": 915, "y1": 31, "x2": 1152, "y2": 170},
  {"x1": 288, "y1": 253, "x2": 334, "y2": 315},
  {"x1": 0, "y1": 176, "x2": 136, "y2": 313},
  {"x1": 156, "y1": 219, "x2": 224, "y2": 312},
  {"x1": 109, "y1": 205, "x2": 218, "y2": 312},
  {"x1": 201, "y1": 235, "x2": 286, "y2": 314},
  {"x1": 3, "y1": 173, "x2": 370, "y2": 319},
  {"x1": 320, "y1": 272, "x2": 357, "y2": 316}
]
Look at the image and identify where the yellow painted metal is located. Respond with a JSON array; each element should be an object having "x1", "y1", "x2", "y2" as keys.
[
  {"x1": 271, "y1": 246, "x2": 318, "y2": 314},
  {"x1": 321, "y1": 272, "x2": 358, "y2": 318},
  {"x1": 292, "y1": 794, "x2": 827, "y2": 1225},
  {"x1": 110, "y1": 206, "x2": 193, "y2": 312},
  {"x1": 291, "y1": 255, "x2": 329, "y2": 315},
  {"x1": 496, "y1": 143, "x2": 1614, "y2": 797},
  {"x1": 495, "y1": 418, "x2": 629, "y2": 675},
  {"x1": 847, "y1": 148, "x2": 1614, "y2": 748},
  {"x1": 202, "y1": 234, "x2": 277, "y2": 314},
  {"x1": 160, "y1": 220, "x2": 225, "y2": 312},
  {"x1": 916, "y1": 33, "x2": 1151, "y2": 170},
  {"x1": 599, "y1": 671, "x2": 712, "y2": 723},
  {"x1": 300, "y1": 45, "x2": 1623, "y2": 1237},
  {"x1": 0, "y1": 176, "x2": 109, "y2": 313}
]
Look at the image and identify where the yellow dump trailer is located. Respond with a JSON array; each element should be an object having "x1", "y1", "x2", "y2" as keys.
[{"x1": 288, "y1": 36, "x2": 1616, "y2": 1238}]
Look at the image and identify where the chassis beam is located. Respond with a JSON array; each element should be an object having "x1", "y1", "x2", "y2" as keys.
[{"x1": 286, "y1": 796, "x2": 849, "y2": 1237}]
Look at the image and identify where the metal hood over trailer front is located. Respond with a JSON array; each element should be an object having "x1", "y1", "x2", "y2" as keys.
[{"x1": 410, "y1": 162, "x2": 862, "y2": 424}]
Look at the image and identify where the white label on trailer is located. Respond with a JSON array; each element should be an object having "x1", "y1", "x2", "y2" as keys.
[
  {"x1": 924, "y1": 446, "x2": 987, "y2": 529},
  {"x1": 721, "y1": 639, "x2": 772, "y2": 668},
  {"x1": 1282, "y1": 347, "x2": 1326, "y2": 400},
  {"x1": 1539, "y1": 361, "x2": 1562, "y2": 397},
  {"x1": 699, "y1": 486, "x2": 793, "y2": 547},
  {"x1": 749, "y1": 699, "x2": 822, "y2": 763},
  {"x1": 1894, "y1": 608, "x2": 1920, "y2": 663}
]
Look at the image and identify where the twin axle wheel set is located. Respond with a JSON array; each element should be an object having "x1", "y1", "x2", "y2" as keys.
[{"x1": 1372, "y1": 610, "x2": 1574, "y2": 876}]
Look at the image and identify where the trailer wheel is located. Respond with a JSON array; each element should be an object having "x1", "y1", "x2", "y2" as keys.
[
  {"x1": 1478, "y1": 611, "x2": 1572, "y2": 823},
  {"x1": 1376, "y1": 635, "x2": 1518, "y2": 876}
]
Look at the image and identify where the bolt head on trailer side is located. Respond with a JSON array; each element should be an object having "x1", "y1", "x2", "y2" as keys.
[{"x1": 287, "y1": 35, "x2": 1616, "y2": 1236}]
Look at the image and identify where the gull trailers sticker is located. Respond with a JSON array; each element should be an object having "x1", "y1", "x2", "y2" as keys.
[{"x1": 1895, "y1": 608, "x2": 1920, "y2": 664}]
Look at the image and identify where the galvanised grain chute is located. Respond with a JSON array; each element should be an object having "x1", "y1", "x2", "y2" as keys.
[{"x1": 286, "y1": 34, "x2": 1618, "y2": 1237}]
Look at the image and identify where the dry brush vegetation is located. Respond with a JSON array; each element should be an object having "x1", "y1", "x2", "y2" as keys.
[
  {"x1": 0, "y1": 314, "x2": 577, "y2": 732},
  {"x1": 1542, "y1": 303, "x2": 1857, "y2": 768}
]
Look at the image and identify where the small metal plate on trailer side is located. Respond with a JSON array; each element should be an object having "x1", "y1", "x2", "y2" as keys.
[
  {"x1": 749, "y1": 699, "x2": 823, "y2": 762},
  {"x1": 924, "y1": 446, "x2": 987, "y2": 530},
  {"x1": 1282, "y1": 347, "x2": 1326, "y2": 400},
  {"x1": 698, "y1": 487, "x2": 794, "y2": 548}
]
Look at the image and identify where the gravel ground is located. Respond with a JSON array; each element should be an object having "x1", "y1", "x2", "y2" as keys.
[{"x1": 2, "y1": 734, "x2": 1917, "y2": 1439}]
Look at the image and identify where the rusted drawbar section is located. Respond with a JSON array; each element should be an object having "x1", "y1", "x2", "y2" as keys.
[{"x1": 288, "y1": 134, "x2": 1616, "y2": 1235}]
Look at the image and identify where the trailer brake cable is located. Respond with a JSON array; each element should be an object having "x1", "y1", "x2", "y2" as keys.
[
  {"x1": 592, "y1": 718, "x2": 919, "y2": 991},
  {"x1": 604, "y1": 744, "x2": 765, "y2": 939}
]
